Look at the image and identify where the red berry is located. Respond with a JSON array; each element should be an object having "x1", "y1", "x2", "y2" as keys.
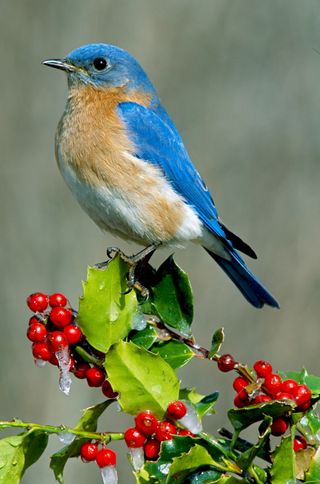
[
  {"x1": 281, "y1": 379, "x2": 298, "y2": 394},
  {"x1": 233, "y1": 377, "x2": 249, "y2": 393},
  {"x1": 234, "y1": 390, "x2": 249, "y2": 408},
  {"x1": 80, "y1": 442, "x2": 99, "y2": 462},
  {"x1": 271, "y1": 418, "x2": 288, "y2": 436},
  {"x1": 296, "y1": 400, "x2": 312, "y2": 412},
  {"x1": 50, "y1": 307, "x2": 73, "y2": 328},
  {"x1": 167, "y1": 401, "x2": 187, "y2": 420},
  {"x1": 144, "y1": 438, "x2": 160, "y2": 460},
  {"x1": 47, "y1": 331, "x2": 68, "y2": 352},
  {"x1": 63, "y1": 325, "x2": 82, "y2": 344},
  {"x1": 102, "y1": 380, "x2": 118, "y2": 399},
  {"x1": 27, "y1": 322, "x2": 47, "y2": 343},
  {"x1": 253, "y1": 395, "x2": 272, "y2": 404},
  {"x1": 29, "y1": 315, "x2": 41, "y2": 326},
  {"x1": 293, "y1": 436, "x2": 307, "y2": 452},
  {"x1": 253, "y1": 360, "x2": 273, "y2": 378},
  {"x1": 49, "y1": 293, "x2": 68, "y2": 308},
  {"x1": 49, "y1": 353, "x2": 59, "y2": 366},
  {"x1": 32, "y1": 342, "x2": 51, "y2": 361},
  {"x1": 275, "y1": 392, "x2": 295, "y2": 401},
  {"x1": 177, "y1": 429, "x2": 194, "y2": 437},
  {"x1": 86, "y1": 367, "x2": 105, "y2": 387},
  {"x1": 217, "y1": 354, "x2": 235, "y2": 372},
  {"x1": 263, "y1": 373, "x2": 282, "y2": 396},
  {"x1": 124, "y1": 428, "x2": 146, "y2": 448},
  {"x1": 135, "y1": 411, "x2": 158, "y2": 436},
  {"x1": 291, "y1": 384, "x2": 312, "y2": 407},
  {"x1": 74, "y1": 362, "x2": 90, "y2": 379},
  {"x1": 95, "y1": 448, "x2": 117, "y2": 468},
  {"x1": 155, "y1": 421, "x2": 177, "y2": 441},
  {"x1": 27, "y1": 293, "x2": 48, "y2": 312}
]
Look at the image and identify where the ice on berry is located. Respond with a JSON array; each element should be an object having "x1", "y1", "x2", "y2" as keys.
[
  {"x1": 129, "y1": 447, "x2": 145, "y2": 470},
  {"x1": 178, "y1": 400, "x2": 202, "y2": 434},
  {"x1": 57, "y1": 432, "x2": 75, "y2": 445},
  {"x1": 35, "y1": 359, "x2": 47, "y2": 368},
  {"x1": 56, "y1": 346, "x2": 72, "y2": 395},
  {"x1": 101, "y1": 466, "x2": 118, "y2": 484}
]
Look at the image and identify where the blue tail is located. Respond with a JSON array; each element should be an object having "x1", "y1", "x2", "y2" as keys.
[{"x1": 205, "y1": 248, "x2": 279, "y2": 309}]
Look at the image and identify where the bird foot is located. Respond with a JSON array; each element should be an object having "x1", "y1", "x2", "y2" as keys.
[{"x1": 96, "y1": 244, "x2": 160, "y2": 300}]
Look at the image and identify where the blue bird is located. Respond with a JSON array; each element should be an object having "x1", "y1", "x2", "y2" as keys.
[{"x1": 43, "y1": 43, "x2": 279, "y2": 308}]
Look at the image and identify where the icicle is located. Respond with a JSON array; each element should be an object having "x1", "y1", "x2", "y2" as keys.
[
  {"x1": 159, "y1": 463, "x2": 170, "y2": 475},
  {"x1": 57, "y1": 432, "x2": 75, "y2": 445},
  {"x1": 100, "y1": 466, "x2": 118, "y2": 484},
  {"x1": 179, "y1": 401, "x2": 202, "y2": 434},
  {"x1": 129, "y1": 447, "x2": 144, "y2": 470},
  {"x1": 56, "y1": 346, "x2": 72, "y2": 395},
  {"x1": 132, "y1": 310, "x2": 147, "y2": 331},
  {"x1": 35, "y1": 359, "x2": 47, "y2": 368}
]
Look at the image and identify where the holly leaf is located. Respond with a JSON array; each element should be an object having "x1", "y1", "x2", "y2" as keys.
[
  {"x1": 179, "y1": 467, "x2": 222, "y2": 483},
  {"x1": 167, "y1": 444, "x2": 225, "y2": 483},
  {"x1": 151, "y1": 255, "x2": 193, "y2": 336},
  {"x1": 305, "y1": 447, "x2": 320, "y2": 482},
  {"x1": 130, "y1": 326, "x2": 158, "y2": 349},
  {"x1": 208, "y1": 328, "x2": 224, "y2": 358},
  {"x1": 270, "y1": 427, "x2": 296, "y2": 484},
  {"x1": 179, "y1": 388, "x2": 219, "y2": 420},
  {"x1": 77, "y1": 256, "x2": 138, "y2": 352},
  {"x1": 228, "y1": 400, "x2": 294, "y2": 432},
  {"x1": 150, "y1": 340, "x2": 194, "y2": 369},
  {"x1": 0, "y1": 430, "x2": 48, "y2": 484},
  {"x1": 105, "y1": 341, "x2": 179, "y2": 418},
  {"x1": 50, "y1": 400, "x2": 112, "y2": 483},
  {"x1": 236, "y1": 416, "x2": 271, "y2": 471}
]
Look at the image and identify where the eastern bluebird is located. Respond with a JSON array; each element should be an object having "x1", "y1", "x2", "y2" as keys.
[{"x1": 43, "y1": 43, "x2": 279, "y2": 309}]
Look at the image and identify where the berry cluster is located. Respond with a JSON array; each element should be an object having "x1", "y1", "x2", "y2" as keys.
[
  {"x1": 80, "y1": 442, "x2": 116, "y2": 468},
  {"x1": 217, "y1": 354, "x2": 312, "y2": 446},
  {"x1": 26, "y1": 292, "x2": 118, "y2": 398},
  {"x1": 124, "y1": 401, "x2": 193, "y2": 465}
]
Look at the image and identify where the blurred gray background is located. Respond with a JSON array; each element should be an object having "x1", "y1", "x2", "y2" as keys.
[{"x1": 1, "y1": 0, "x2": 320, "y2": 482}]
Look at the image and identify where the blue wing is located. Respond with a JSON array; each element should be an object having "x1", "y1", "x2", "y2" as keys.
[
  {"x1": 117, "y1": 102, "x2": 279, "y2": 308},
  {"x1": 117, "y1": 101, "x2": 227, "y2": 241}
]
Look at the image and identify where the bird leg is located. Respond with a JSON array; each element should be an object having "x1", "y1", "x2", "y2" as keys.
[{"x1": 96, "y1": 244, "x2": 160, "y2": 298}]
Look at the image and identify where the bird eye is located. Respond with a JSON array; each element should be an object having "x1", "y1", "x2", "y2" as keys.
[{"x1": 93, "y1": 57, "x2": 108, "y2": 71}]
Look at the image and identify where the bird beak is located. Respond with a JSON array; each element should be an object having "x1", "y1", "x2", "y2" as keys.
[{"x1": 42, "y1": 59, "x2": 77, "y2": 72}]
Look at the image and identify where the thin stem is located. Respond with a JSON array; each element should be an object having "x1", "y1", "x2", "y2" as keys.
[{"x1": 0, "y1": 419, "x2": 124, "y2": 443}]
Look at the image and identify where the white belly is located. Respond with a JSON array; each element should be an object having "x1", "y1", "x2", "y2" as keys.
[{"x1": 57, "y1": 155, "x2": 204, "y2": 246}]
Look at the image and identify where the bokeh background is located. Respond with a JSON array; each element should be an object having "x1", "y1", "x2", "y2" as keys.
[{"x1": 1, "y1": 0, "x2": 320, "y2": 482}]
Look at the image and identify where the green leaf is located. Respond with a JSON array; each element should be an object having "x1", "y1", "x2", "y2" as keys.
[
  {"x1": 228, "y1": 400, "x2": 294, "y2": 432},
  {"x1": 105, "y1": 341, "x2": 179, "y2": 418},
  {"x1": 236, "y1": 416, "x2": 272, "y2": 471},
  {"x1": 0, "y1": 430, "x2": 48, "y2": 484},
  {"x1": 179, "y1": 388, "x2": 219, "y2": 420},
  {"x1": 305, "y1": 447, "x2": 320, "y2": 482},
  {"x1": 152, "y1": 255, "x2": 193, "y2": 336},
  {"x1": 50, "y1": 400, "x2": 112, "y2": 483},
  {"x1": 167, "y1": 444, "x2": 224, "y2": 483},
  {"x1": 130, "y1": 326, "x2": 158, "y2": 349},
  {"x1": 208, "y1": 328, "x2": 224, "y2": 358},
  {"x1": 270, "y1": 427, "x2": 296, "y2": 484},
  {"x1": 77, "y1": 256, "x2": 138, "y2": 352},
  {"x1": 182, "y1": 467, "x2": 222, "y2": 483},
  {"x1": 150, "y1": 340, "x2": 194, "y2": 369}
]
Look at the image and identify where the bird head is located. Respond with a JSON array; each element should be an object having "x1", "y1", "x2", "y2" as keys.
[{"x1": 42, "y1": 43, "x2": 157, "y2": 96}]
